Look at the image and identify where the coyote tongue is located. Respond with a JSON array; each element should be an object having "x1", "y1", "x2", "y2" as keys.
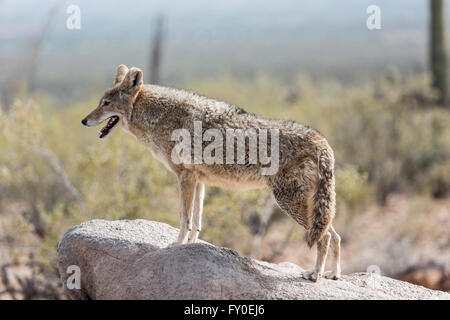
[{"x1": 98, "y1": 116, "x2": 119, "y2": 138}]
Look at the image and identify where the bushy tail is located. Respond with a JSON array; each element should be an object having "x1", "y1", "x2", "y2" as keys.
[{"x1": 306, "y1": 145, "x2": 336, "y2": 248}]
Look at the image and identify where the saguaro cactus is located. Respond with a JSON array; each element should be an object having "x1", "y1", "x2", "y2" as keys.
[
  {"x1": 430, "y1": 0, "x2": 448, "y2": 105},
  {"x1": 148, "y1": 15, "x2": 165, "y2": 85}
]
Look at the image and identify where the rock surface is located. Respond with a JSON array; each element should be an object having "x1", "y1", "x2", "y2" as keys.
[{"x1": 57, "y1": 219, "x2": 450, "y2": 300}]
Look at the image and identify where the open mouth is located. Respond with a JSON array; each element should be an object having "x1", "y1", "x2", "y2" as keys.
[{"x1": 98, "y1": 116, "x2": 119, "y2": 138}]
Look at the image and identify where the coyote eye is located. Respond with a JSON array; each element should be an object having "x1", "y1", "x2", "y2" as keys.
[{"x1": 103, "y1": 100, "x2": 110, "y2": 106}]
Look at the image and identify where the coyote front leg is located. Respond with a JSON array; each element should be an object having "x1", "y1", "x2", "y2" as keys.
[
  {"x1": 188, "y1": 183, "x2": 205, "y2": 243},
  {"x1": 175, "y1": 172, "x2": 196, "y2": 245}
]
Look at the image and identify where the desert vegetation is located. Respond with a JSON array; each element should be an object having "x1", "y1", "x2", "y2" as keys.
[{"x1": 0, "y1": 72, "x2": 449, "y2": 298}]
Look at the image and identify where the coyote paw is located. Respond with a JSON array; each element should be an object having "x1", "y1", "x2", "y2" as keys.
[
  {"x1": 302, "y1": 270, "x2": 322, "y2": 282},
  {"x1": 324, "y1": 271, "x2": 341, "y2": 280},
  {"x1": 187, "y1": 231, "x2": 199, "y2": 244},
  {"x1": 187, "y1": 237, "x2": 198, "y2": 244}
]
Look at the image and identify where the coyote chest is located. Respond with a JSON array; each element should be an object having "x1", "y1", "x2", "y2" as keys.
[{"x1": 142, "y1": 135, "x2": 174, "y2": 172}]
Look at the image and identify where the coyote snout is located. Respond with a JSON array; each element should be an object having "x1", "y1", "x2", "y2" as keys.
[{"x1": 81, "y1": 64, "x2": 342, "y2": 282}]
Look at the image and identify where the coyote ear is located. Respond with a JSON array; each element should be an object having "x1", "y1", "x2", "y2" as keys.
[
  {"x1": 114, "y1": 64, "x2": 129, "y2": 85},
  {"x1": 120, "y1": 67, "x2": 143, "y2": 96}
]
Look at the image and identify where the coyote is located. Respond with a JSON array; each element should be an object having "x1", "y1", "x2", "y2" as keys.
[{"x1": 81, "y1": 65, "x2": 341, "y2": 281}]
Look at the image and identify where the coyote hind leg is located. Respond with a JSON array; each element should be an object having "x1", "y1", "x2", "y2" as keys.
[
  {"x1": 270, "y1": 159, "x2": 318, "y2": 230},
  {"x1": 302, "y1": 231, "x2": 331, "y2": 281},
  {"x1": 270, "y1": 158, "x2": 336, "y2": 282},
  {"x1": 325, "y1": 225, "x2": 341, "y2": 280}
]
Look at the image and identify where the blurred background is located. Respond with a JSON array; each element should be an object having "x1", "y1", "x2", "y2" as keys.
[{"x1": 0, "y1": 0, "x2": 449, "y2": 299}]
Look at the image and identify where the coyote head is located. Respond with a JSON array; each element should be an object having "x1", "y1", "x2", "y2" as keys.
[{"x1": 81, "y1": 64, "x2": 143, "y2": 138}]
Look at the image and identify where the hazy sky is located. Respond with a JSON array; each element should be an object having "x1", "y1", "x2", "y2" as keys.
[{"x1": 0, "y1": 0, "x2": 447, "y2": 98}]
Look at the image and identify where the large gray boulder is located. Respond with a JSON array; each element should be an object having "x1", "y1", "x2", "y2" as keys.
[{"x1": 57, "y1": 219, "x2": 450, "y2": 300}]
